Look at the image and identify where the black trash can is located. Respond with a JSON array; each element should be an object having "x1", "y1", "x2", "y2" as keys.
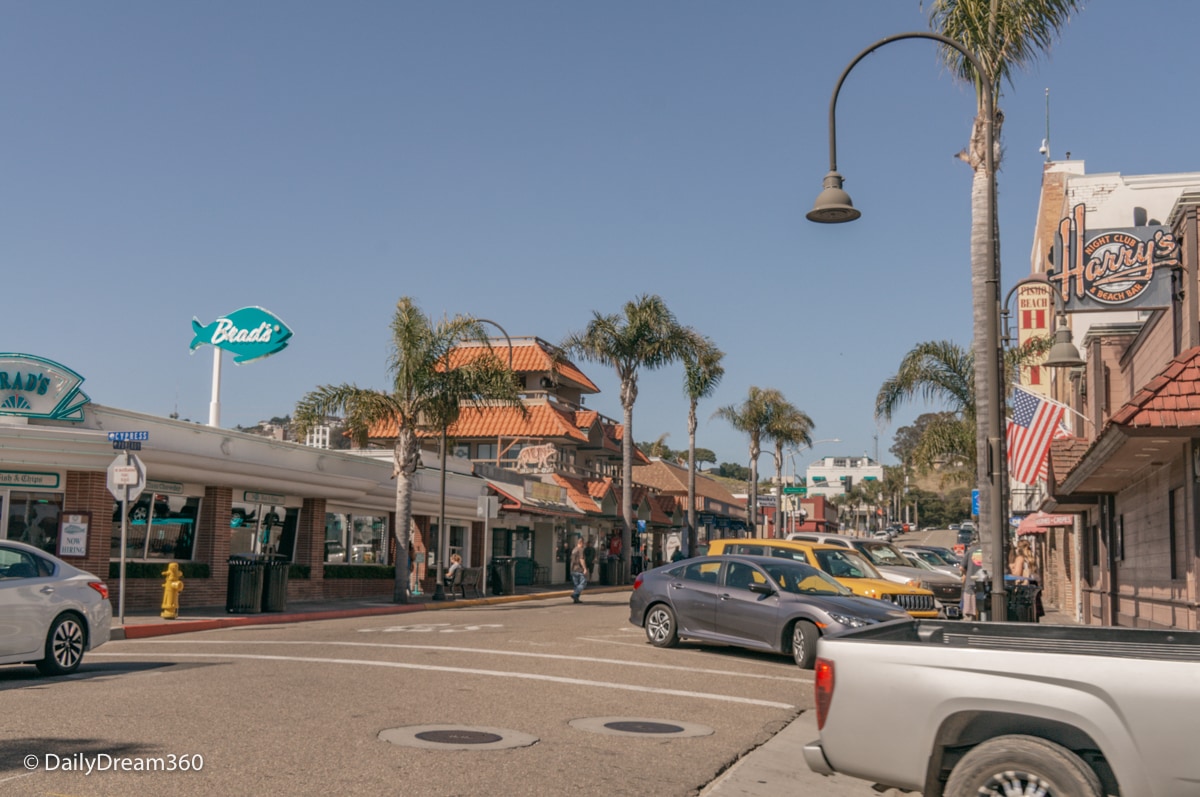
[
  {"x1": 1007, "y1": 584, "x2": 1040, "y2": 622},
  {"x1": 599, "y1": 558, "x2": 613, "y2": 586},
  {"x1": 261, "y1": 556, "x2": 290, "y2": 612},
  {"x1": 226, "y1": 556, "x2": 264, "y2": 614},
  {"x1": 490, "y1": 557, "x2": 515, "y2": 596}
]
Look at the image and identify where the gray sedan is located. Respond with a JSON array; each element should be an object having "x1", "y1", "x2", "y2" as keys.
[
  {"x1": 0, "y1": 539, "x2": 112, "y2": 675},
  {"x1": 628, "y1": 554, "x2": 908, "y2": 669}
]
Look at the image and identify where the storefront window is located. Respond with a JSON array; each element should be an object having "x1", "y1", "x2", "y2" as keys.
[
  {"x1": 324, "y1": 512, "x2": 388, "y2": 564},
  {"x1": 6, "y1": 492, "x2": 64, "y2": 555},
  {"x1": 448, "y1": 524, "x2": 466, "y2": 562},
  {"x1": 476, "y1": 443, "x2": 497, "y2": 461},
  {"x1": 229, "y1": 502, "x2": 300, "y2": 560},
  {"x1": 111, "y1": 494, "x2": 201, "y2": 561}
]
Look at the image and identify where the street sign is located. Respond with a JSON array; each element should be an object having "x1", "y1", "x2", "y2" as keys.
[
  {"x1": 782, "y1": 486, "x2": 807, "y2": 495},
  {"x1": 107, "y1": 431, "x2": 149, "y2": 442},
  {"x1": 971, "y1": 489, "x2": 980, "y2": 517},
  {"x1": 107, "y1": 453, "x2": 146, "y2": 502},
  {"x1": 112, "y1": 440, "x2": 142, "y2": 450}
]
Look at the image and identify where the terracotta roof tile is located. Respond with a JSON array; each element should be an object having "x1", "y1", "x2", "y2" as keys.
[
  {"x1": 1048, "y1": 437, "x2": 1090, "y2": 489},
  {"x1": 1111, "y1": 345, "x2": 1200, "y2": 429},
  {"x1": 369, "y1": 402, "x2": 589, "y2": 442},
  {"x1": 447, "y1": 341, "x2": 599, "y2": 393},
  {"x1": 551, "y1": 474, "x2": 602, "y2": 514}
]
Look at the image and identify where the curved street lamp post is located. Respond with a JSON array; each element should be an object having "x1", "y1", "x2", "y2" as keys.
[{"x1": 808, "y1": 33, "x2": 1007, "y2": 621}]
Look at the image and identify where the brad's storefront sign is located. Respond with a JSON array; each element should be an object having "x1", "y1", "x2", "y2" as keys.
[
  {"x1": 1050, "y1": 203, "x2": 1180, "y2": 312},
  {"x1": 0, "y1": 354, "x2": 90, "y2": 421}
]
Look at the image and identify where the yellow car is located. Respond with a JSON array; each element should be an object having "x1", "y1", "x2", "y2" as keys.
[{"x1": 705, "y1": 538, "x2": 938, "y2": 618}]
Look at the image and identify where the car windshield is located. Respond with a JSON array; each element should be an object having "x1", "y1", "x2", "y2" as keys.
[
  {"x1": 918, "y1": 549, "x2": 957, "y2": 566},
  {"x1": 901, "y1": 552, "x2": 937, "y2": 570},
  {"x1": 857, "y1": 542, "x2": 910, "y2": 567},
  {"x1": 760, "y1": 561, "x2": 851, "y2": 596},
  {"x1": 812, "y1": 548, "x2": 882, "y2": 580}
]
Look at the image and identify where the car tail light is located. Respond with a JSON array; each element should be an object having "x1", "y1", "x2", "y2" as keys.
[
  {"x1": 88, "y1": 581, "x2": 110, "y2": 600},
  {"x1": 632, "y1": 573, "x2": 643, "y2": 591},
  {"x1": 814, "y1": 657, "x2": 834, "y2": 730}
]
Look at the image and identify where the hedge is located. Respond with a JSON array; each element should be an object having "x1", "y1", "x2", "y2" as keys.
[{"x1": 323, "y1": 564, "x2": 396, "y2": 580}]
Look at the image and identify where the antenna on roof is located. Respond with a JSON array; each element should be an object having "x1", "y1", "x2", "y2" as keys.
[{"x1": 1039, "y1": 88, "x2": 1051, "y2": 161}]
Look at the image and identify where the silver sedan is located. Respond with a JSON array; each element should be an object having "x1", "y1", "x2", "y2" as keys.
[
  {"x1": 0, "y1": 539, "x2": 112, "y2": 675},
  {"x1": 628, "y1": 554, "x2": 908, "y2": 669}
]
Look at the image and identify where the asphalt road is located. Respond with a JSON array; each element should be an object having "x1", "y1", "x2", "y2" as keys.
[{"x1": 0, "y1": 590, "x2": 900, "y2": 797}]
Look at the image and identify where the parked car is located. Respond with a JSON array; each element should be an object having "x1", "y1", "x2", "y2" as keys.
[
  {"x1": 787, "y1": 532, "x2": 963, "y2": 618},
  {"x1": 705, "y1": 538, "x2": 937, "y2": 618},
  {"x1": 628, "y1": 555, "x2": 908, "y2": 669},
  {"x1": 0, "y1": 539, "x2": 112, "y2": 675},
  {"x1": 897, "y1": 543, "x2": 963, "y2": 567},
  {"x1": 899, "y1": 548, "x2": 962, "y2": 579}
]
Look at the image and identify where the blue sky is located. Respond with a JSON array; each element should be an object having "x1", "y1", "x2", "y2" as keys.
[{"x1": 3, "y1": 1, "x2": 1194, "y2": 473}]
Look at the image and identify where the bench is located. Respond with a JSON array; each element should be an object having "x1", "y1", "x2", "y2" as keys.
[{"x1": 450, "y1": 566, "x2": 484, "y2": 599}]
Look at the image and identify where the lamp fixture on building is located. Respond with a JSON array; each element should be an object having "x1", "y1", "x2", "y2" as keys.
[{"x1": 1043, "y1": 312, "x2": 1085, "y2": 369}]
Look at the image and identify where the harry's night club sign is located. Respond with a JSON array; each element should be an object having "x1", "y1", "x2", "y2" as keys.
[{"x1": 1050, "y1": 203, "x2": 1180, "y2": 312}]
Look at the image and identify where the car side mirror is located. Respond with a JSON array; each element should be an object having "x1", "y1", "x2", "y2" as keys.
[{"x1": 748, "y1": 582, "x2": 774, "y2": 595}]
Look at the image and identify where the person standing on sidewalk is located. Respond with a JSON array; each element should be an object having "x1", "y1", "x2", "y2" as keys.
[{"x1": 570, "y1": 537, "x2": 588, "y2": 604}]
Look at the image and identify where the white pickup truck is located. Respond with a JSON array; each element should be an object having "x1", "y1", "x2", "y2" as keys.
[{"x1": 803, "y1": 618, "x2": 1200, "y2": 796}]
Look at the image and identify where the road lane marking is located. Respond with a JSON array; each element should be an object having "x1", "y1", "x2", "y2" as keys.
[
  {"x1": 108, "y1": 639, "x2": 807, "y2": 682},
  {"x1": 91, "y1": 652, "x2": 796, "y2": 709}
]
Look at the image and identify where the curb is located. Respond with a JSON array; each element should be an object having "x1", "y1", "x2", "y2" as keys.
[{"x1": 113, "y1": 586, "x2": 629, "y2": 640}]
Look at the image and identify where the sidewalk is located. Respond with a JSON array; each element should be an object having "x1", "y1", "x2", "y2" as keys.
[{"x1": 113, "y1": 583, "x2": 629, "y2": 640}]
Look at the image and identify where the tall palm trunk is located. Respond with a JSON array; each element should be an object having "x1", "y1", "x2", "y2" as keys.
[
  {"x1": 967, "y1": 110, "x2": 1003, "y2": 580},
  {"x1": 748, "y1": 436, "x2": 760, "y2": 537},
  {"x1": 392, "y1": 426, "x2": 421, "y2": 603},
  {"x1": 687, "y1": 401, "x2": 698, "y2": 555},
  {"x1": 620, "y1": 395, "x2": 635, "y2": 582}
]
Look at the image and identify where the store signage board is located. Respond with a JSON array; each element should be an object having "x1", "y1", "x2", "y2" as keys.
[
  {"x1": 58, "y1": 513, "x2": 90, "y2": 558},
  {"x1": 0, "y1": 354, "x2": 90, "y2": 421},
  {"x1": 0, "y1": 470, "x2": 61, "y2": 489},
  {"x1": 190, "y1": 307, "x2": 293, "y2": 364}
]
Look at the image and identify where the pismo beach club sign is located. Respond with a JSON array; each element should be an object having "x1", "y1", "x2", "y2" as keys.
[{"x1": 1050, "y1": 203, "x2": 1180, "y2": 312}]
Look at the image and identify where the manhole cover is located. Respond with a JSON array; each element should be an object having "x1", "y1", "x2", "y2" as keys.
[
  {"x1": 570, "y1": 717, "x2": 714, "y2": 738},
  {"x1": 379, "y1": 725, "x2": 538, "y2": 751},
  {"x1": 415, "y1": 730, "x2": 503, "y2": 745},
  {"x1": 603, "y1": 721, "x2": 684, "y2": 734}
]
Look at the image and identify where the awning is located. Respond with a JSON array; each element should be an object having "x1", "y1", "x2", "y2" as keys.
[{"x1": 1016, "y1": 511, "x2": 1074, "y2": 535}]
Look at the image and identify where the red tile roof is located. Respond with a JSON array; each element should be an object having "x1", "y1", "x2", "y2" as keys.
[
  {"x1": 447, "y1": 340, "x2": 599, "y2": 393},
  {"x1": 551, "y1": 474, "x2": 603, "y2": 514},
  {"x1": 1110, "y1": 345, "x2": 1200, "y2": 428},
  {"x1": 1047, "y1": 436, "x2": 1090, "y2": 490},
  {"x1": 371, "y1": 402, "x2": 590, "y2": 442}
]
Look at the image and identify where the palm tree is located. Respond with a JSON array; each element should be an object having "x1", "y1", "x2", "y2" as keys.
[
  {"x1": 876, "y1": 339, "x2": 976, "y2": 471},
  {"x1": 766, "y1": 404, "x2": 813, "y2": 538},
  {"x1": 564, "y1": 294, "x2": 700, "y2": 581},
  {"x1": 715, "y1": 386, "x2": 787, "y2": 537},
  {"x1": 294, "y1": 297, "x2": 522, "y2": 603},
  {"x1": 877, "y1": 337, "x2": 1053, "y2": 473},
  {"x1": 682, "y1": 339, "x2": 724, "y2": 555},
  {"x1": 927, "y1": 0, "x2": 1083, "y2": 555}
]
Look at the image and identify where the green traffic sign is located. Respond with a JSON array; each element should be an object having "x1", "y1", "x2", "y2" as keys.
[{"x1": 782, "y1": 486, "x2": 807, "y2": 495}]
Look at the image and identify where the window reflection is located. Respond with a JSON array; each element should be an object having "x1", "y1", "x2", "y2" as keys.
[{"x1": 110, "y1": 494, "x2": 201, "y2": 561}]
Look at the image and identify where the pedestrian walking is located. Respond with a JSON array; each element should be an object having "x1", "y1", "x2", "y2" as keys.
[{"x1": 570, "y1": 537, "x2": 588, "y2": 603}]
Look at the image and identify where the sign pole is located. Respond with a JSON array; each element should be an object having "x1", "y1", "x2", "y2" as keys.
[
  {"x1": 209, "y1": 347, "x2": 222, "y2": 427},
  {"x1": 119, "y1": 449, "x2": 129, "y2": 626}
]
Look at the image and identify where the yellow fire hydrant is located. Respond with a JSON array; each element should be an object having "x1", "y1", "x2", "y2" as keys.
[{"x1": 160, "y1": 562, "x2": 184, "y2": 619}]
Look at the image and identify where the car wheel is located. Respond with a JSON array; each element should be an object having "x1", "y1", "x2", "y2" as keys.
[
  {"x1": 644, "y1": 604, "x2": 679, "y2": 648},
  {"x1": 36, "y1": 614, "x2": 87, "y2": 676},
  {"x1": 945, "y1": 735, "x2": 1102, "y2": 797},
  {"x1": 791, "y1": 620, "x2": 819, "y2": 669},
  {"x1": 130, "y1": 504, "x2": 149, "y2": 522}
]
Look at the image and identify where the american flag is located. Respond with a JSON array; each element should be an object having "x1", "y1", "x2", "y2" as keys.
[{"x1": 1007, "y1": 386, "x2": 1067, "y2": 485}]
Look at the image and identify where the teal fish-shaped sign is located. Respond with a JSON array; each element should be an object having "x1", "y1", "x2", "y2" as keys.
[{"x1": 190, "y1": 307, "x2": 293, "y2": 364}]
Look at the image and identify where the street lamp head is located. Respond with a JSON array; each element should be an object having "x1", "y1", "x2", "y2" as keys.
[
  {"x1": 1044, "y1": 314, "x2": 1084, "y2": 369},
  {"x1": 807, "y1": 171, "x2": 861, "y2": 223}
]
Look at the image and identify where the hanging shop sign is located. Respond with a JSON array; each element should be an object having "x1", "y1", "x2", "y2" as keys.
[
  {"x1": 0, "y1": 354, "x2": 90, "y2": 421},
  {"x1": 189, "y1": 306, "x2": 293, "y2": 363},
  {"x1": 1050, "y1": 203, "x2": 1180, "y2": 312}
]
